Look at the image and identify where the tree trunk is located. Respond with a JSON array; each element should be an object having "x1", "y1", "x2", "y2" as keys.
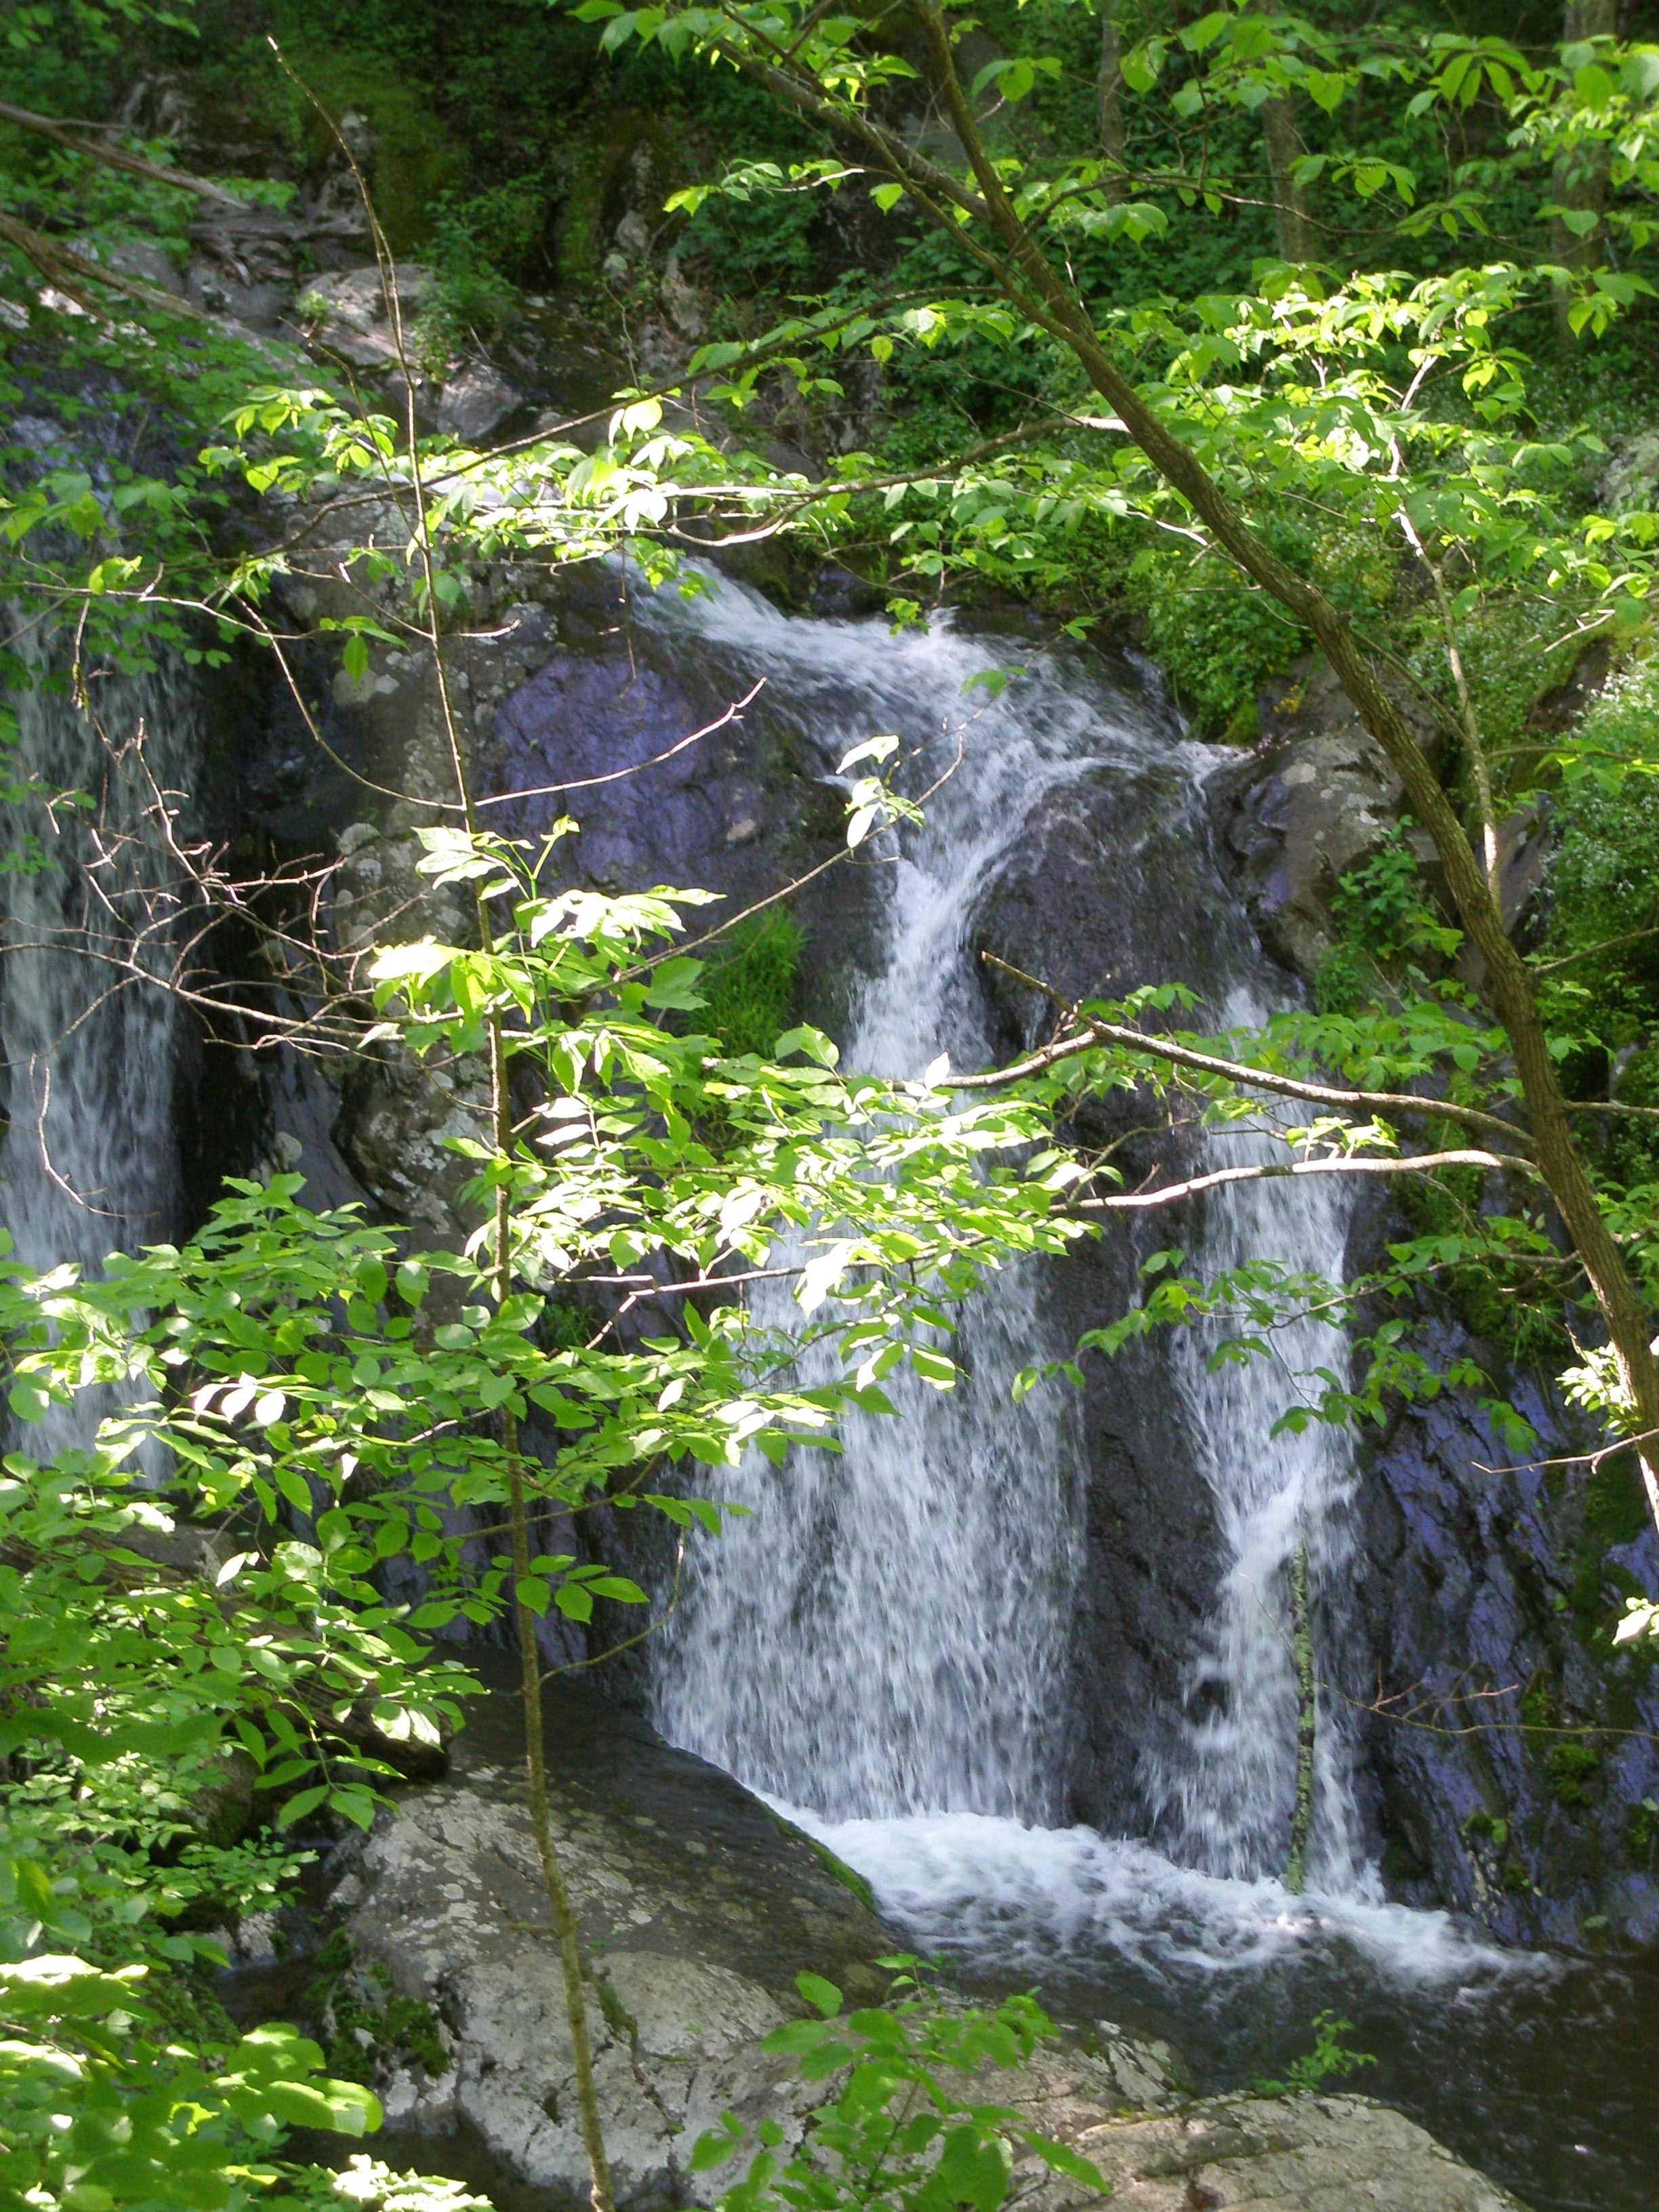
[
  {"x1": 1259, "y1": 88, "x2": 1315, "y2": 261},
  {"x1": 1098, "y1": 3, "x2": 1127, "y2": 202},
  {"x1": 896, "y1": 0, "x2": 1659, "y2": 1533},
  {"x1": 1551, "y1": 0, "x2": 1620, "y2": 340}
]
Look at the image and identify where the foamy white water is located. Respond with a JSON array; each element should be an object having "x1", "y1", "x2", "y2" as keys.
[
  {"x1": 773, "y1": 1801, "x2": 1518, "y2": 1987},
  {"x1": 1145, "y1": 981, "x2": 1372, "y2": 1895},
  {"x1": 649, "y1": 575, "x2": 1124, "y2": 1819}
]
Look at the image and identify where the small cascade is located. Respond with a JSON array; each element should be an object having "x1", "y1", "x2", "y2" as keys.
[
  {"x1": 647, "y1": 572, "x2": 1374, "y2": 1898},
  {"x1": 1, "y1": 651, "x2": 202, "y2": 1452},
  {"x1": 1143, "y1": 991, "x2": 1372, "y2": 1896}
]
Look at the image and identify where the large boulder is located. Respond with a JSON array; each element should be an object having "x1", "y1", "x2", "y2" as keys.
[
  {"x1": 297, "y1": 264, "x2": 432, "y2": 370},
  {"x1": 306, "y1": 1679, "x2": 1532, "y2": 2212},
  {"x1": 317, "y1": 1679, "x2": 895, "y2": 2205},
  {"x1": 1020, "y1": 2089, "x2": 1530, "y2": 2212}
]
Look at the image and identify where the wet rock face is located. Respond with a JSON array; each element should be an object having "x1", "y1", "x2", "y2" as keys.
[
  {"x1": 485, "y1": 566, "x2": 881, "y2": 1032},
  {"x1": 1217, "y1": 655, "x2": 1547, "y2": 985},
  {"x1": 1359, "y1": 1324, "x2": 1659, "y2": 1946},
  {"x1": 975, "y1": 751, "x2": 1258, "y2": 1040},
  {"x1": 966, "y1": 710, "x2": 1259, "y2": 1839},
  {"x1": 489, "y1": 573, "x2": 833, "y2": 898},
  {"x1": 1058, "y1": 1301, "x2": 1228, "y2": 1835}
]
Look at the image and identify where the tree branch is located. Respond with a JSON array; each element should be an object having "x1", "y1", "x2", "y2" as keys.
[
  {"x1": 1076, "y1": 1147, "x2": 1539, "y2": 1211},
  {"x1": 0, "y1": 99, "x2": 251, "y2": 205},
  {"x1": 964, "y1": 950, "x2": 1536, "y2": 1152},
  {"x1": 0, "y1": 210, "x2": 215, "y2": 322}
]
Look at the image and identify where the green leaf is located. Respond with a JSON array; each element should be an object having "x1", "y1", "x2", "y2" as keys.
[
  {"x1": 1018, "y1": 2135, "x2": 1109, "y2": 2191},
  {"x1": 587, "y1": 1575, "x2": 647, "y2": 1604},
  {"x1": 935, "y1": 2123, "x2": 1013, "y2": 2212},
  {"x1": 274, "y1": 1785, "x2": 329, "y2": 1830},
  {"x1": 796, "y1": 1970, "x2": 842, "y2": 2016},
  {"x1": 7, "y1": 1378, "x2": 50, "y2": 1422},
  {"x1": 689, "y1": 2116, "x2": 747, "y2": 2171}
]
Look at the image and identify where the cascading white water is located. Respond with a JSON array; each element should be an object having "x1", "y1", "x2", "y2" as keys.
[
  {"x1": 651, "y1": 589, "x2": 1111, "y2": 1821},
  {"x1": 644, "y1": 570, "x2": 1385, "y2": 1913},
  {"x1": 1145, "y1": 994, "x2": 1374, "y2": 1896},
  {"x1": 1, "y1": 650, "x2": 199, "y2": 1452}
]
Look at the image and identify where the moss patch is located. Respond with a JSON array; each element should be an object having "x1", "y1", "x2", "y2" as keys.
[
  {"x1": 699, "y1": 909, "x2": 804, "y2": 1059},
  {"x1": 762, "y1": 1803, "x2": 878, "y2": 1915},
  {"x1": 310, "y1": 1933, "x2": 450, "y2": 2083}
]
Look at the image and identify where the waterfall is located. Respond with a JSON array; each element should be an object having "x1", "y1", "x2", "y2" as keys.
[
  {"x1": 1144, "y1": 994, "x2": 1373, "y2": 1897},
  {"x1": 1, "y1": 651, "x2": 201, "y2": 1453},
  {"x1": 651, "y1": 596, "x2": 1105, "y2": 1822},
  {"x1": 643, "y1": 571, "x2": 1375, "y2": 1901}
]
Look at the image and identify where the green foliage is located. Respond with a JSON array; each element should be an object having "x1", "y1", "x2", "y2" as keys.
[
  {"x1": 271, "y1": 2160, "x2": 493, "y2": 2211},
  {"x1": 1330, "y1": 822, "x2": 1441, "y2": 961},
  {"x1": 1134, "y1": 542, "x2": 1309, "y2": 741},
  {"x1": 680, "y1": 177, "x2": 823, "y2": 288},
  {"x1": 1547, "y1": 663, "x2": 1659, "y2": 1038},
  {"x1": 12, "y1": 7, "x2": 1659, "y2": 2185},
  {"x1": 413, "y1": 180, "x2": 549, "y2": 368},
  {"x1": 0, "y1": 809, "x2": 1098, "y2": 2207},
  {"x1": 0, "y1": 1813, "x2": 380, "y2": 2212},
  {"x1": 1315, "y1": 819, "x2": 1457, "y2": 1015},
  {"x1": 698, "y1": 909, "x2": 804, "y2": 1059},
  {"x1": 693, "y1": 1965, "x2": 1107, "y2": 2212},
  {"x1": 1250, "y1": 2013, "x2": 1376, "y2": 2100},
  {"x1": 314, "y1": 1950, "x2": 449, "y2": 2085},
  {"x1": 1625, "y1": 1795, "x2": 1659, "y2": 1867}
]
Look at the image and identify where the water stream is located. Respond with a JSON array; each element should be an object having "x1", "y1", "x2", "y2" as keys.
[{"x1": 649, "y1": 570, "x2": 1370, "y2": 1887}]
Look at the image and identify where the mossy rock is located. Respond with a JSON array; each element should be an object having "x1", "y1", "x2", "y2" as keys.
[
  {"x1": 279, "y1": 45, "x2": 468, "y2": 253},
  {"x1": 553, "y1": 108, "x2": 687, "y2": 281}
]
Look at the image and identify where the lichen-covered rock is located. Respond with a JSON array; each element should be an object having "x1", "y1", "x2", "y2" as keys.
[
  {"x1": 297, "y1": 264, "x2": 432, "y2": 370},
  {"x1": 325, "y1": 1681, "x2": 894, "y2": 2206},
  {"x1": 1017, "y1": 2090, "x2": 1531, "y2": 2211},
  {"x1": 1598, "y1": 428, "x2": 1659, "y2": 514},
  {"x1": 437, "y1": 362, "x2": 521, "y2": 443},
  {"x1": 1221, "y1": 656, "x2": 1553, "y2": 983}
]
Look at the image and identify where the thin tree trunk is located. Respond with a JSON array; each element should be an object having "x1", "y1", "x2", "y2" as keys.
[
  {"x1": 1551, "y1": 0, "x2": 1620, "y2": 340},
  {"x1": 1097, "y1": 2, "x2": 1127, "y2": 202},
  {"x1": 1397, "y1": 510, "x2": 1501, "y2": 897},
  {"x1": 1259, "y1": 88, "x2": 1315, "y2": 261},
  {"x1": 886, "y1": 0, "x2": 1659, "y2": 1533},
  {"x1": 493, "y1": 1041, "x2": 618, "y2": 2212},
  {"x1": 281, "y1": 56, "x2": 621, "y2": 2210}
]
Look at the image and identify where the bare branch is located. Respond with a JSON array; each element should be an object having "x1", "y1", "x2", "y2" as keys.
[
  {"x1": 1076, "y1": 1147, "x2": 1538, "y2": 1210},
  {"x1": 966, "y1": 951, "x2": 1536, "y2": 1153},
  {"x1": 1533, "y1": 924, "x2": 1659, "y2": 975},
  {"x1": 0, "y1": 211, "x2": 215, "y2": 323},
  {"x1": 0, "y1": 99, "x2": 251, "y2": 205}
]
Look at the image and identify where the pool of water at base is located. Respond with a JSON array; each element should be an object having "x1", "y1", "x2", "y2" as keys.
[{"x1": 775, "y1": 1807, "x2": 1659, "y2": 2212}]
